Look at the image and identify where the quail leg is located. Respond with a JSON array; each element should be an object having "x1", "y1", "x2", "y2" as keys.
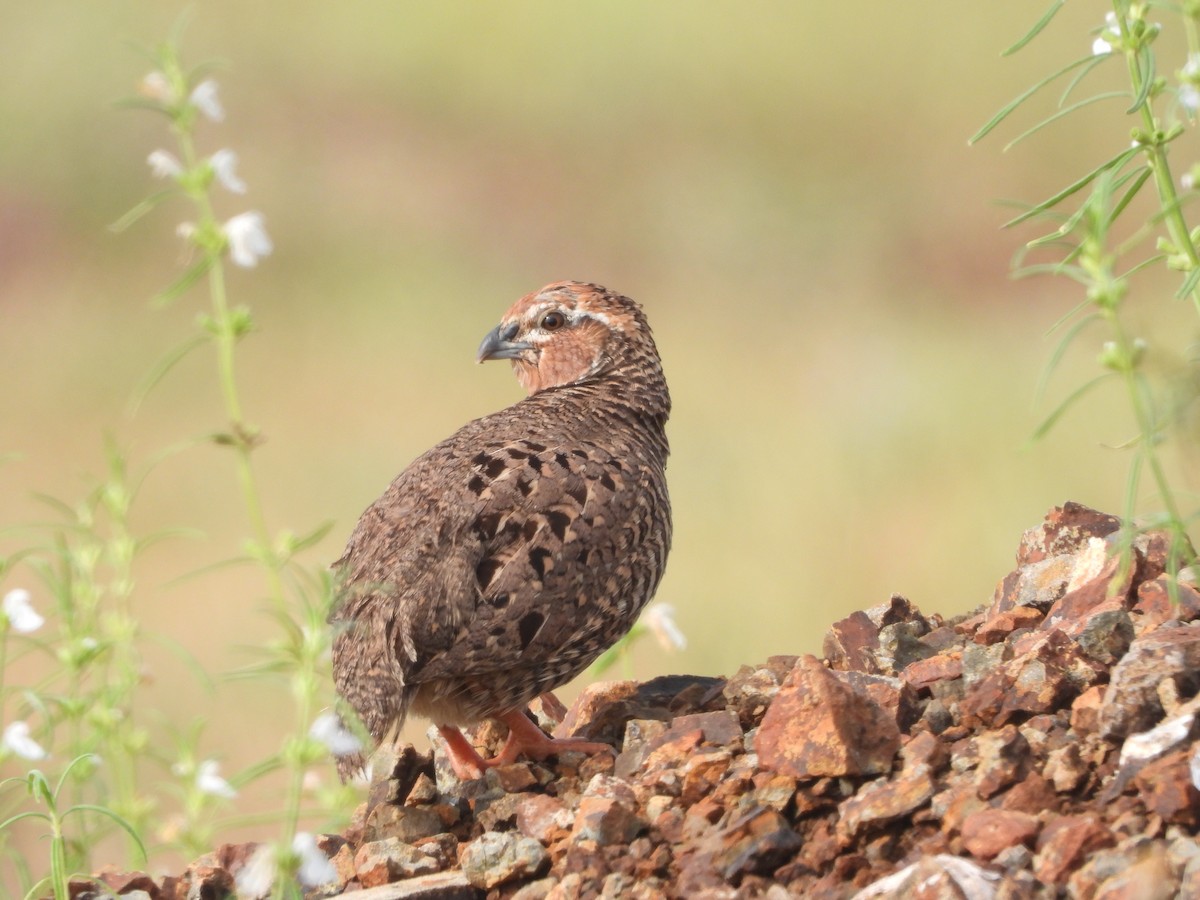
[
  {"x1": 486, "y1": 709, "x2": 613, "y2": 767},
  {"x1": 436, "y1": 724, "x2": 490, "y2": 781},
  {"x1": 438, "y1": 708, "x2": 613, "y2": 781}
]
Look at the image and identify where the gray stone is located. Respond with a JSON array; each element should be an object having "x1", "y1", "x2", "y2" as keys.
[
  {"x1": 1075, "y1": 609, "x2": 1134, "y2": 665},
  {"x1": 460, "y1": 831, "x2": 550, "y2": 890}
]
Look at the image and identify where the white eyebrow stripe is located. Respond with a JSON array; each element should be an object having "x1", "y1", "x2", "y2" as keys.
[
  {"x1": 577, "y1": 309, "x2": 612, "y2": 327},
  {"x1": 524, "y1": 302, "x2": 612, "y2": 331}
]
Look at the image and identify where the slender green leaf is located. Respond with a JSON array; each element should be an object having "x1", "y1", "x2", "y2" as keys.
[
  {"x1": 1026, "y1": 202, "x2": 1089, "y2": 248},
  {"x1": 1058, "y1": 241, "x2": 1087, "y2": 269},
  {"x1": 287, "y1": 520, "x2": 336, "y2": 555},
  {"x1": 1117, "y1": 253, "x2": 1166, "y2": 280},
  {"x1": 126, "y1": 334, "x2": 208, "y2": 415},
  {"x1": 970, "y1": 55, "x2": 1098, "y2": 144},
  {"x1": 0, "y1": 810, "x2": 51, "y2": 831},
  {"x1": 1003, "y1": 0, "x2": 1067, "y2": 55},
  {"x1": 1035, "y1": 312, "x2": 1101, "y2": 405},
  {"x1": 22, "y1": 876, "x2": 52, "y2": 900},
  {"x1": 230, "y1": 755, "x2": 284, "y2": 786},
  {"x1": 151, "y1": 258, "x2": 213, "y2": 308},
  {"x1": 1127, "y1": 46, "x2": 1156, "y2": 114},
  {"x1": 1144, "y1": 186, "x2": 1191, "y2": 228},
  {"x1": 135, "y1": 527, "x2": 206, "y2": 554},
  {"x1": 1176, "y1": 265, "x2": 1200, "y2": 300},
  {"x1": 1124, "y1": 445, "x2": 1145, "y2": 520},
  {"x1": 160, "y1": 554, "x2": 254, "y2": 590},
  {"x1": 1005, "y1": 147, "x2": 1140, "y2": 228},
  {"x1": 1059, "y1": 53, "x2": 1109, "y2": 107},
  {"x1": 109, "y1": 96, "x2": 173, "y2": 116},
  {"x1": 166, "y1": 7, "x2": 195, "y2": 47},
  {"x1": 54, "y1": 755, "x2": 98, "y2": 797},
  {"x1": 1012, "y1": 264, "x2": 1089, "y2": 285},
  {"x1": 1012, "y1": 263, "x2": 1091, "y2": 285},
  {"x1": 146, "y1": 632, "x2": 216, "y2": 694},
  {"x1": 27, "y1": 771, "x2": 53, "y2": 806},
  {"x1": 1043, "y1": 297, "x2": 1092, "y2": 337},
  {"x1": 1003, "y1": 92, "x2": 1128, "y2": 152},
  {"x1": 120, "y1": 38, "x2": 161, "y2": 68},
  {"x1": 1029, "y1": 373, "x2": 1115, "y2": 442},
  {"x1": 224, "y1": 659, "x2": 290, "y2": 681},
  {"x1": 28, "y1": 493, "x2": 77, "y2": 521},
  {"x1": 1109, "y1": 162, "x2": 1149, "y2": 192},
  {"x1": 64, "y1": 805, "x2": 147, "y2": 861},
  {"x1": 1109, "y1": 165, "x2": 1152, "y2": 222},
  {"x1": 108, "y1": 190, "x2": 175, "y2": 234}
]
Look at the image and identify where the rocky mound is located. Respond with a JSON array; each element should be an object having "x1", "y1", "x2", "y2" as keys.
[{"x1": 85, "y1": 503, "x2": 1200, "y2": 898}]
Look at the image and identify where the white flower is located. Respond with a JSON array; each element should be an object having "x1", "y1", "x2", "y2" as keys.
[
  {"x1": 176, "y1": 222, "x2": 197, "y2": 241},
  {"x1": 235, "y1": 834, "x2": 335, "y2": 896},
  {"x1": 195, "y1": 759, "x2": 237, "y2": 798},
  {"x1": 223, "y1": 212, "x2": 273, "y2": 268},
  {"x1": 1183, "y1": 85, "x2": 1200, "y2": 112},
  {"x1": 189, "y1": 79, "x2": 225, "y2": 122},
  {"x1": 147, "y1": 149, "x2": 184, "y2": 180},
  {"x1": 209, "y1": 149, "x2": 246, "y2": 194},
  {"x1": 3, "y1": 589, "x2": 44, "y2": 634},
  {"x1": 643, "y1": 603, "x2": 687, "y2": 652},
  {"x1": 1093, "y1": 12, "x2": 1120, "y2": 56},
  {"x1": 293, "y1": 832, "x2": 337, "y2": 887},
  {"x1": 2, "y1": 721, "x2": 47, "y2": 761},
  {"x1": 139, "y1": 70, "x2": 173, "y2": 103},
  {"x1": 1184, "y1": 172, "x2": 1196, "y2": 192},
  {"x1": 309, "y1": 711, "x2": 363, "y2": 757},
  {"x1": 236, "y1": 843, "x2": 276, "y2": 898}
]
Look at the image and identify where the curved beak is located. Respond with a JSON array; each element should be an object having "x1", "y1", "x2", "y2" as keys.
[{"x1": 476, "y1": 322, "x2": 534, "y2": 363}]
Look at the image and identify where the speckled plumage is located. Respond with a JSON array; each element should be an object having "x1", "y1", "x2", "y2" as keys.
[{"x1": 330, "y1": 281, "x2": 671, "y2": 777}]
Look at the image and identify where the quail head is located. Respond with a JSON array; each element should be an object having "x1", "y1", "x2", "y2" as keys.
[{"x1": 330, "y1": 281, "x2": 671, "y2": 780}]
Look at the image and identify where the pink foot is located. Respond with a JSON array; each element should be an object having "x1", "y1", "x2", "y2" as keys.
[
  {"x1": 436, "y1": 724, "x2": 489, "y2": 780},
  {"x1": 485, "y1": 709, "x2": 613, "y2": 767},
  {"x1": 437, "y1": 710, "x2": 613, "y2": 780}
]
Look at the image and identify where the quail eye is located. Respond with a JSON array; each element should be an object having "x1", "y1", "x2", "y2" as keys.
[{"x1": 540, "y1": 311, "x2": 567, "y2": 331}]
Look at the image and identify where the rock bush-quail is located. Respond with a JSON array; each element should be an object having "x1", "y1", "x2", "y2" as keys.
[{"x1": 330, "y1": 281, "x2": 672, "y2": 779}]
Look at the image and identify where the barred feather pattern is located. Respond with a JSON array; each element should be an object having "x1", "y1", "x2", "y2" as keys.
[{"x1": 329, "y1": 282, "x2": 671, "y2": 771}]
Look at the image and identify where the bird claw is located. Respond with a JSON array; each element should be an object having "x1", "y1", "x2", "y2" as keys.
[
  {"x1": 490, "y1": 709, "x2": 613, "y2": 766},
  {"x1": 436, "y1": 724, "x2": 489, "y2": 781},
  {"x1": 436, "y1": 709, "x2": 613, "y2": 781}
]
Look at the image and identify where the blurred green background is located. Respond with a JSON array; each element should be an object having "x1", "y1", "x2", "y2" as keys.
[{"x1": 4, "y1": 0, "x2": 1200, "y2": 875}]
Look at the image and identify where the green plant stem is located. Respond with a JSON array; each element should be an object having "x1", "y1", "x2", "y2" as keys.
[
  {"x1": 1117, "y1": 5, "x2": 1200, "y2": 317},
  {"x1": 49, "y1": 814, "x2": 68, "y2": 900},
  {"x1": 98, "y1": 464, "x2": 148, "y2": 860},
  {"x1": 1112, "y1": 328, "x2": 1185, "y2": 526},
  {"x1": 280, "y1": 681, "x2": 314, "y2": 852},
  {"x1": 172, "y1": 122, "x2": 308, "y2": 895}
]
